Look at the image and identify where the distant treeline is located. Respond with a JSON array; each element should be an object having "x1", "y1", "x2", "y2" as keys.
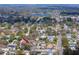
[
  {"x1": 0, "y1": 16, "x2": 55, "y2": 24},
  {"x1": 61, "y1": 12, "x2": 79, "y2": 15}
]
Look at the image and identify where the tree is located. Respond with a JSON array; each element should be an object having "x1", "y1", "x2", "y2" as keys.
[
  {"x1": 0, "y1": 39, "x2": 8, "y2": 45},
  {"x1": 72, "y1": 32, "x2": 77, "y2": 38},
  {"x1": 65, "y1": 17, "x2": 73, "y2": 26},
  {"x1": 53, "y1": 31, "x2": 57, "y2": 36},
  {"x1": 63, "y1": 47, "x2": 72, "y2": 55},
  {"x1": 45, "y1": 37, "x2": 50, "y2": 45},
  {"x1": 53, "y1": 37, "x2": 58, "y2": 44},
  {"x1": 23, "y1": 27, "x2": 28, "y2": 33},
  {"x1": 76, "y1": 40, "x2": 79, "y2": 48},
  {"x1": 17, "y1": 31, "x2": 25, "y2": 38},
  {"x1": 16, "y1": 49, "x2": 25, "y2": 55},
  {"x1": 9, "y1": 35, "x2": 15, "y2": 43},
  {"x1": 62, "y1": 36, "x2": 69, "y2": 48},
  {"x1": 24, "y1": 45, "x2": 31, "y2": 50},
  {"x1": 61, "y1": 32, "x2": 66, "y2": 36}
]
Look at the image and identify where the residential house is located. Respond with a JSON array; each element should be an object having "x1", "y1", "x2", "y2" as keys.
[{"x1": 47, "y1": 36, "x2": 55, "y2": 42}]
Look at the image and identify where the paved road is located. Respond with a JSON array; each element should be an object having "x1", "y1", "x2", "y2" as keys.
[{"x1": 57, "y1": 34, "x2": 63, "y2": 55}]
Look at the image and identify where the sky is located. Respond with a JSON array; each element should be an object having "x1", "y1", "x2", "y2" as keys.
[
  {"x1": 0, "y1": 4, "x2": 79, "y2": 8},
  {"x1": 0, "y1": 0, "x2": 79, "y2": 4}
]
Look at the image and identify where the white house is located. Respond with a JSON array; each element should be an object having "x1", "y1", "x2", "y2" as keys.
[
  {"x1": 47, "y1": 36, "x2": 55, "y2": 42},
  {"x1": 8, "y1": 42, "x2": 17, "y2": 51},
  {"x1": 66, "y1": 33, "x2": 72, "y2": 39},
  {"x1": 64, "y1": 24, "x2": 68, "y2": 31}
]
